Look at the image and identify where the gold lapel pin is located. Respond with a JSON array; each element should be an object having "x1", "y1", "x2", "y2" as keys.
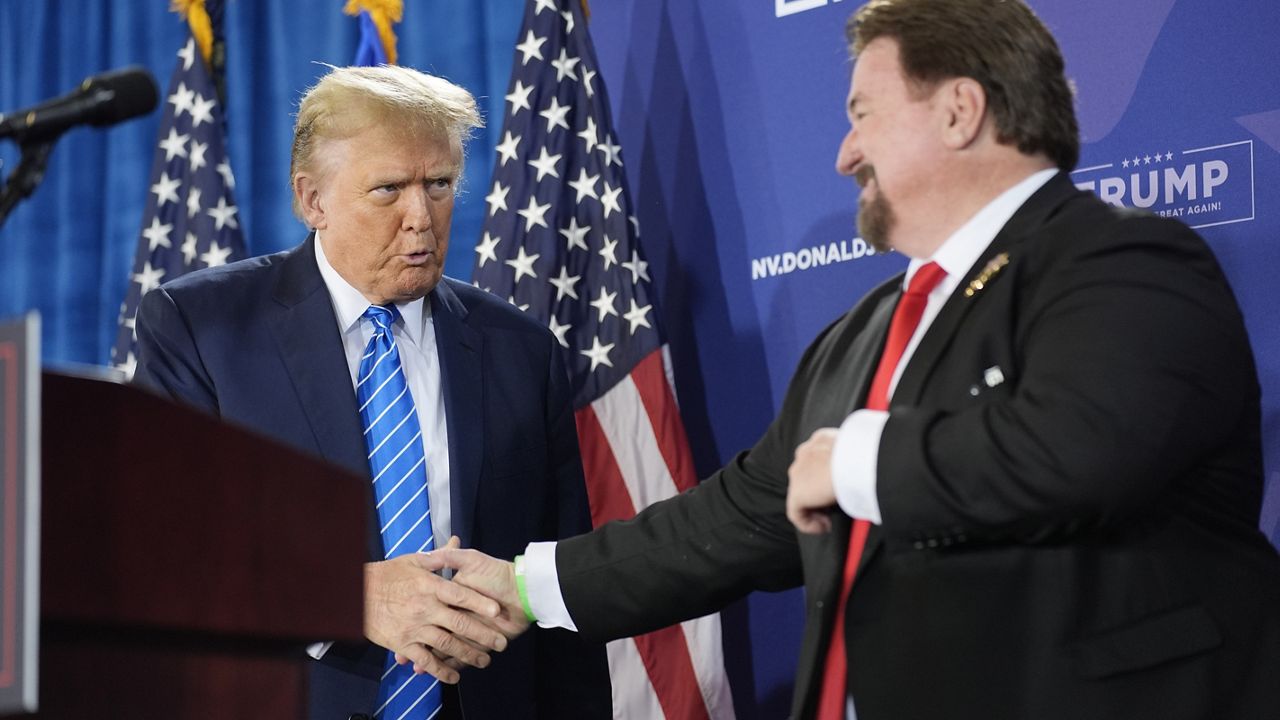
[{"x1": 964, "y1": 252, "x2": 1010, "y2": 298}]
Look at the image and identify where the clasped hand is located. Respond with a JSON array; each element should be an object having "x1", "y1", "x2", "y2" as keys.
[{"x1": 364, "y1": 538, "x2": 529, "y2": 683}]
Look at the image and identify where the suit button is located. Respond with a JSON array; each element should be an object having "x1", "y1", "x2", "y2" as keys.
[
  {"x1": 913, "y1": 541, "x2": 926, "y2": 550},
  {"x1": 926, "y1": 538, "x2": 939, "y2": 548}
]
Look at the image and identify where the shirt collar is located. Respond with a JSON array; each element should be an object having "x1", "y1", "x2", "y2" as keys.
[
  {"x1": 904, "y1": 168, "x2": 1058, "y2": 289},
  {"x1": 313, "y1": 231, "x2": 429, "y2": 344}
]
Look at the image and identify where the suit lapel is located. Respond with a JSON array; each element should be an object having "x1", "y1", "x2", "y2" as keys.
[
  {"x1": 431, "y1": 280, "x2": 484, "y2": 549},
  {"x1": 892, "y1": 173, "x2": 1080, "y2": 408},
  {"x1": 268, "y1": 235, "x2": 370, "y2": 478}
]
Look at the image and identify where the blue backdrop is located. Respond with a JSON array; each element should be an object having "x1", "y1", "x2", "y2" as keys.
[{"x1": 2, "y1": 1, "x2": 1277, "y2": 717}]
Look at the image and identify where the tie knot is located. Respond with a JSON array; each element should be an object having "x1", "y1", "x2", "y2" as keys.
[
  {"x1": 906, "y1": 261, "x2": 946, "y2": 298},
  {"x1": 363, "y1": 304, "x2": 400, "y2": 332}
]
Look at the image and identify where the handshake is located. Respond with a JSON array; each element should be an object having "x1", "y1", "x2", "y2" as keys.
[{"x1": 362, "y1": 540, "x2": 531, "y2": 684}]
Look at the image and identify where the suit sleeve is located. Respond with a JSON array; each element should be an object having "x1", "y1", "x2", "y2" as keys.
[
  {"x1": 878, "y1": 213, "x2": 1258, "y2": 543},
  {"x1": 532, "y1": 335, "x2": 613, "y2": 718},
  {"x1": 550, "y1": 319, "x2": 868, "y2": 641},
  {"x1": 134, "y1": 286, "x2": 220, "y2": 414}
]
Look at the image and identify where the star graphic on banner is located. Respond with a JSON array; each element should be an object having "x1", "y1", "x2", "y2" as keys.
[
  {"x1": 201, "y1": 240, "x2": 234, "y2": 267},
  {"x1": 580, "y1": 335, "x2": 614, "y2": 371},
  {"x1": 207, "y1": 196, "x2": 239, "y2": 230},
  {"x1": 475, "y1": 232, "x2": 501, "y2": 267},
  {"x1": 216, "y1": 160, "x2": 236, "y2": 189},
  {"x1": 528, "y1": 146, "x2": 563, "y2": 181},
  {"x1": 561, "y1": 10, "x2": 575, "y2": 35},
  {"x1": 189, "y1": 140, "x2": 208, "y2": 171},
  {"x1": 151, "y1": 172, "x2": 182, "y2": 208},
  {"x1": 190, "y1": 93, "x2": 216, "y2": 127},
  {"x1": 551, "y1": 48, "x2": 580, "y2": 83},
  {"x1": 1132, "y1": 155, "x2": 1142, "y2": 166},
  {"x1": 623, "y1": 299, "x2": 653, "y2": 334},
  {"x1": 505, "y1": 245, "x2": 541, "y2": 283},
  {"x1": 582, "y1": 68, "x2": 596, "y2": 99},
  {"x1": 506, "y1": 80, "x2": 534, "y2": 115},
  {"x1": 1165, "y1": 151, "x2": 1173, "y2": 161},
  {"x1": 142, "y1": 217, "x2": 173, "y2": 250},
  {"x1": 548, "y1": 315, "x2": 571, "y2": 348},
  {"x1": 534, "y1": 0, "x2": 557, "y2": 15},
  {"x1": 516, "y1": 31, "x2": 547, "y2": 65},
  {"x1": 621, "y1": 251, "x2": 650, "y2": 283},
  {"x1": 559, "y1": 217, "x2": 591, "y2": 251},
  {"x1": 486, "y1": 181, "x2": 510, "y2": 215},
  {"x1": 1143, "y1": 154, "x2": 1152, "y2": 164},
  {"x1": 600, "y1": 182, "x2": 623, "y2": 219},
  {"x1": 599, "y1": 137, "x2": 623, "y2": 167},
  {"x1": 181, "y1": 232, "x2": 199, "y2": 265},
  {"x1": 548, "y1": 266, "x2": 582, "y2": 301},
  {"x1": 577, "y1": 116, "x2": 598, "y2": 153},
  {"x1": 177, "y1": 38, "x2": 197, "y2": 70},
  {"x1": 168, "y1": 82, "x2": 195, "y2": 118},
  {"x1": 495, "y1": 131, "x2": 521, "y2": 165},
  {"x1": 133, "y1": 261, "x2": 166, "y2": 295},
  {"x1": 539, "y1": 96, "x2": 571, "y2": 133},
  {"x1": 589, "y1": 285, "x2": 618, "y2": 322},
  {"x1": 159, "y1": 128, "x2": 189, "y2": 161},
  {"x1": 568, "y1": 168, "x2": 599, "y2": 204},
  {"x1": 599, "y1": 235, "x2": 619, "y2": 270},
  {"x1": 186, "y1": 187, "x2": 202, "y2": 219},
  {"x1": 517, "y1": 196, "x2": 551, "y2": 231}
]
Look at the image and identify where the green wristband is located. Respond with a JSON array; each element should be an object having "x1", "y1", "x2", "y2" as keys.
[{"x1": 513, "y1": 555, "x2": 537, "y2": 624}]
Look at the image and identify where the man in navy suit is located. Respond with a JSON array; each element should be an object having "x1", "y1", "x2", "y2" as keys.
[{"x1": 134, "y1": 65, "x2": 611, "y2": 720}]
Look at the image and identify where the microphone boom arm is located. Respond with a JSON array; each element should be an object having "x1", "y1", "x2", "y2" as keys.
[{"x1": 0, "y1": 140, "x2": 55, "y2": 231}]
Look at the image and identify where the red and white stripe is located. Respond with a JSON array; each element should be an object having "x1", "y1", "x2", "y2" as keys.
[{"x1": 576, "y1": 347, "x2": 736, "y2": 720}]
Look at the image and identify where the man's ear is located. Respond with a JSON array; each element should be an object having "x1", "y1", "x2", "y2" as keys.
[
  {"x1": 940, "y1": 77, "x2": 988, "y2": 150},
  {"x1": 294, "y1": 172, "x2": 327, "y2": 230}
]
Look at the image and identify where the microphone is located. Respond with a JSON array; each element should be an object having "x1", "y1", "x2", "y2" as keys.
[{"x1": 0, "y1": 67, "x2": 159, "y2": 144}]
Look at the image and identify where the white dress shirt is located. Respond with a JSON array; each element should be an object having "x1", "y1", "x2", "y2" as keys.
[{"x1": 308, "y1": 232, "x2": 453, "y2": 659}]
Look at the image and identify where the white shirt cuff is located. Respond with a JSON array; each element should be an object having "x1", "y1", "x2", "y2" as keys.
[
  {"x1": 832, "y1": 409, "x2": 888, "y2": 525},
  {"x1": 306, "y1": 641, "x2": 332, "y2": 659},
  {"x1": 524, "y1": 541, "x2": 578, "y2": 631}
]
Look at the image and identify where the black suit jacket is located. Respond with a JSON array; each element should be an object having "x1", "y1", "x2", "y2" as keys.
[
  {"x1": 555, "y1": 174, "x2": 1280, "y2": 719},
  {"x1": 134, "y1": 235, "x2": 611, "y2": 719}
]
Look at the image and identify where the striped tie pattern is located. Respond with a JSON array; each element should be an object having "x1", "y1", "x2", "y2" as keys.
[{"x1": 357, "y1": 305, "x2": 442, "y2": 720}]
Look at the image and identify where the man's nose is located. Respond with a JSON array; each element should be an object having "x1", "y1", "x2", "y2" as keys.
[
  {"x1": 402, "y1": 185, "x2": 432, "y2": 232},
  {"x1": 836, "y1": 127, "x2": 860, "y2": 176}
]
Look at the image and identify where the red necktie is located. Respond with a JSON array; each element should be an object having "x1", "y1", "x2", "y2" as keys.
[{"x1": 815, "y1": 261, "x2": 947, "y2": 720}]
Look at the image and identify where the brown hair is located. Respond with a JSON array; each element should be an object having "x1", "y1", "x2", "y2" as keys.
[{"x1": 848, "y1": 0, "x2": 1079, "y2": 171}]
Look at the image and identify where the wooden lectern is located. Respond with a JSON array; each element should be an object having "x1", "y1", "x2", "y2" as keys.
[{"x1": 37, "y1": 370, "x2": 367, "y2": 718}]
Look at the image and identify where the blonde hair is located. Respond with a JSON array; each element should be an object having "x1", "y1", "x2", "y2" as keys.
[{"x1": 290, "y1": 64, "x2": 483, "y2": 216}]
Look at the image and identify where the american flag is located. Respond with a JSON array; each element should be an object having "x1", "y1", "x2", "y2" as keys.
[
  {"x1": 110, "y1": 32, "x2": 246, "y2": 378},
  {"x1": 471, "y1": 1, "x2": 735, "y2": 717}
]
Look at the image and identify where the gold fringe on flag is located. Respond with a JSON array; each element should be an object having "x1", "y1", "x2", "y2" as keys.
[
  {"x1": 170, "y1": 0, "x2": 214, "y2": 65},
  {"x1": 343, "y1": 0, "x2": 404, "y2": 65},
  {"x1": 580, "y1": 0, "x2": 590, "y2": 21}
]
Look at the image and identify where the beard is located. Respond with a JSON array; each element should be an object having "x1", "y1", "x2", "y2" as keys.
[{"x1": 855, "y1": 165, "x2": 895, "y2": 253}]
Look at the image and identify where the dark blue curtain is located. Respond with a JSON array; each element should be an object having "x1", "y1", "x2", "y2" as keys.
[{"x1": 0, "y1": 0, "x2": 522, "y2": 366}]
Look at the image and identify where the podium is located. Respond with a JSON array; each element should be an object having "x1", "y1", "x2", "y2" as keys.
[{"x1": 37, "y1": 371, "x2": 367, "y2": 718}]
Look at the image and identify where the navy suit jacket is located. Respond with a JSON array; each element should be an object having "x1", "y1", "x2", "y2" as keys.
[{"x1": 134, "y1": 235, "x2": 611, "y2": 719}]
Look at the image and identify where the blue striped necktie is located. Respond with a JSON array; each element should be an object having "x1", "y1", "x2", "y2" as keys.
[{"x1": 356, "y1": 305, "x2": 443, "y2": 720}]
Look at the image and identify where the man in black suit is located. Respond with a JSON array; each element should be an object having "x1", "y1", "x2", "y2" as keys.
[
  {"x1": 134, "y1": 65, "x2": 610, "y2": 719},
  {"x1": 439, "y1": 1, "x2": 1280, "y2": 718}
]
